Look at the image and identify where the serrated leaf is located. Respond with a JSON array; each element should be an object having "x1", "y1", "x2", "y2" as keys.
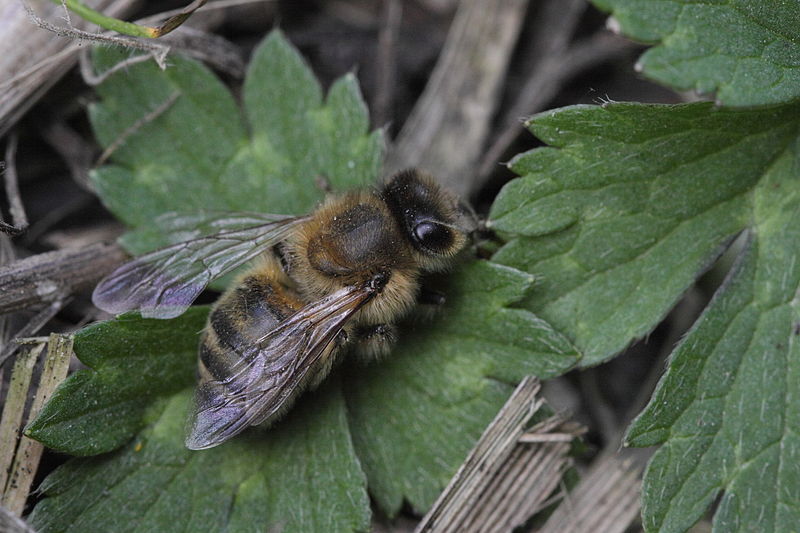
[
  {"x1": 624, "y1": 151, "x2": 800, "y2": 532},
  {"x1": 346, "y1": 261, "x2": 578, "y2": 513},
  {"x1": 491, "y1": 101, "x2": 800, "y2": 366},
  {"x1": 25, "y1": 309, "x2": 208, "y2": 456},
  {"x1": 89, "y1": 30, "x2": 382, "y2": 254},
  {"x1": 29, "y1": 384, "x2": 370, "y2": 533},
  {"x1": 592, "y1": 0, "x2": 800, "y2": 106},
  {"x1": 28, "y1": 31, "x2": 578, "y2": 532},
  {"x1": 490, "y1": 100, "x2": 800, "y2": 532}
]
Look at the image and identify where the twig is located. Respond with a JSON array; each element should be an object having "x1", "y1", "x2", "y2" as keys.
[
  {"x1": 135, "y1": 0, "x2": 278, "y2": 27},
  {"x1": 47, "y1": 0, "x2": 207, "y2": 39},
  {"x1": 1, "y1": 135, "x2": 28, "y2": 237},
  {"x1": 477, "y1": 31, "x2": 635, "y2": 181},
  {"x1": 58, "y1": 0, "x2": 73, "y2": 26},
  {"x1": 39, "y1": 121, "x2": 96, "y2": 193},
  {"x1": 416, "y1": 377, "x2": 583, "y2": 533},
  {"x1": 1, "y1": 0, "x2": 271, "y2": 138},
  {"x1": 0, "y1": 299, "x2": 67, "y2": 369},
  {"x1": 384, "y1": 0, "x2": 530, "y2": 198},
  {"x1": 13, "y1": 337, "x2": 52, "y2": 346},
  {"x1": 78, "y1": 46, "x2": 157, "y2": 86},
  {"x1": 0, "y1": 45, "x2": 81, "y2": 93},
  {"x1": 0, "y1": 0, "x2": 140, "y2": 138},
  {"x1": 521, "y1": 0, "x2": 586, "y2": 75},
  {"x1": 477, "y1": 0, "x2": 586, "y2": 183},
  {"x1": 23, "y1": 196, "x2": 96, "y2": 248},
  {"x1": 373, "y1": 0, "x2": 402, "y2": 127},
  {"x1": 21, "y1": 1, "x2": 171, "y2": 69},
  {"x1": 158, "y1": 26, "x2": 246, "y2": 79},
  {"x1": 95, "y1": 91, "x2": 181, "y2": 166},
  {"x1": 0, "y1": 241, "x2": 128, "y2": 316},
  {"x1": 3, "y1": 334, "x2": 72, "y2": 516}
]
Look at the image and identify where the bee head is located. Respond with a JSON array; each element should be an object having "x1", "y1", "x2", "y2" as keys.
[{"x1": 381, "y1": 169, "x2": 477, "y2": 271}]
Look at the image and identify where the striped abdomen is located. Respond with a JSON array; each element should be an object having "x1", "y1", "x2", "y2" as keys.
[{"x1": 198, "y1": 265, "x2": 305, "y2": 385}]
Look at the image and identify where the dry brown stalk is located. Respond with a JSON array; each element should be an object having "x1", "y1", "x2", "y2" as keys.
[
  {"x1": 0, "y1": 242, "x2": 128, "y2": 316},
  {"x1": 415, "y1": 377, "x2": 583, "y2": 533},
  {"x1": 539, "y1": 455, "x2": 642, "y2": 533},
  {"x1": 384, "y1": 0, "x2": 529, "y2": 198},
  {"x1": 1, "y1": 334, "x2": 72, "y2": 516}
]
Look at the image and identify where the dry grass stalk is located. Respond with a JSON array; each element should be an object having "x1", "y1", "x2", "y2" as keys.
[
  {"x1": 0, "y1": 344, "x2": 44, "y2": 496},
  {"x1": 1, "y1": 0, "x2": 266, "y2": 136},
  {"x1": 1, "y1": 334, "x2": 73, "y2": 516},
  {"x1": 1, "y1": 135, "x2": 28, "y2": 236},
  {"x1": 384, "y1": 0, "x2": 529, "y2": 198},
  {"x1": 415, "y1": 376, "x2": 581, "y2": 533},
  {"x1": 538, "y1": 454, "x2": 642, "y2": 533},
  {"x1": 0, "y1": 504, "x2": 35, "y2": 533},
  {"x1": 0, "y1": 0, "x2": 141, "y2": 137},
  {"x1": 478, "y1": 30, "x2": 634, "y2": 181}
]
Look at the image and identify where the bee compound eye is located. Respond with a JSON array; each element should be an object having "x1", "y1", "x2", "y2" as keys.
[{"x1": 412, "y1": 221, "x2": 451, "y2": 253}]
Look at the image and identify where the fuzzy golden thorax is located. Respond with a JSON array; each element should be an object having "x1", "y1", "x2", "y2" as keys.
[{"x1": 285, "y1": 190, "x2": 422, "y2": 326}]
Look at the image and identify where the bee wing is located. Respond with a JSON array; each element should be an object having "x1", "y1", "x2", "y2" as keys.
[
  {"x1": 141, "y1": 211, "x2": 296, "y2": 243},
  {"x1": 185, "y1": 283, "x2": 375, "y2": 450},
  {"x1": 93, "y1": 213, "x2": 307, "y2": 319}
]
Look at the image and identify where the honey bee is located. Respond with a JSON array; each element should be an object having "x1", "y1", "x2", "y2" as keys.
[{"x1": 93, "y1": 170, "x2": 476, "y2": 450}]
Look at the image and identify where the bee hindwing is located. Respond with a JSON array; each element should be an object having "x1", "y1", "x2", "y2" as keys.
[{"x1": 185, "y1": 283, "x2": 375, "y2": 450}]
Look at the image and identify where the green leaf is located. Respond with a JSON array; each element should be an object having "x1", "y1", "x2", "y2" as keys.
[
  {"x1": 490, "y1": 100, "x2": 800, "y2": 531},
  {"x1": 29, "y1": 31, "x2": 577, "y2": 532},
  {"x1": 89, "y1": 30, "x2": 382, "y2": 254},
  {"x1": 346, "y1": 261, "x2": 578, "y2": 513},
  {"x1": 30, "y1": 384, "x2": 370, "y2": 533},
  {"x1": 625, "y1": 149, "x2": 800, "y2": 532},
  {"x1": 591, "y1": 0, "x2": 800, "y2": 106},
  {"x1": 491, "y1": 101, "x2": 800, "y2": 366},
  {"x1": 25, "y1": 309, "x2": 208, "y2": 456}
]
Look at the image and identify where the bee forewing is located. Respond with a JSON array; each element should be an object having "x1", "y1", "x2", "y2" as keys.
[
  {"x1": 185, "y1": 284, "x2": 374, "y2": 450},
  {"x1": 92, "y1": 214, "x2": 306, "y2": 319}
]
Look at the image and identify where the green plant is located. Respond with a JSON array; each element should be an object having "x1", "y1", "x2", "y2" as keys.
[
  {"x1": 25, "y1": 34, "x2": 576, "y2": 532},
  {"x1": 25, "y1": 0, "x2": 800, "y2": 531}
]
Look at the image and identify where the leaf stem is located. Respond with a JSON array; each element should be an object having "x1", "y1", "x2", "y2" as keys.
[{"x1": 49, "y1": 0, "x2": 207, "y2": 38}]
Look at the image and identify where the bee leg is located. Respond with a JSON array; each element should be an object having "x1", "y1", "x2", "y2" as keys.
[
  {"x1": 307, "y1": 338, "x2": 344, "y2": 390},
  {"x1": 306, "y1": 331, "x2": 348, "y2": 390},
  {"x1": 352, "y1": 323, "x2": 397, "y2": 360},
  {"x1": 271, "y1": 243, "x2": 293, "y2": 275},
  {"x1": 412, "y1": 286, "x2": 447, "y2": 324},
  {"x1": 418, "y1": 287, "x2": 446, "y2": 306}
]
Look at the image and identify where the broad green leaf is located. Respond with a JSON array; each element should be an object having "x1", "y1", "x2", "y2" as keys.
[
  {"x1": 28, "y1": 31, "x2": 578, "y2": 531},
  {"x1": 346, "y1": 261, "x2": 578, "y2": 513},
  {"x1": 491, "y1": 101, "x2": 800, "y2": 366},
  {"x1": 25, "y1": 309, "x2": 207, "y2": 456},
  {"x1": 625, "y1": 149, "x2": 800, "y2": 532},
  {"x1": 89, "y1": 30, "x2": 382, "y2": 253},
  {"x1": 591, "y1": 0, "x2": 800, "y2": 106},
  {"x1": 29, "y1": 384, "x2": 370, "y2": 533},
  {"x1": 490, "y1": 100, "x2": 800, "y2": 532}
]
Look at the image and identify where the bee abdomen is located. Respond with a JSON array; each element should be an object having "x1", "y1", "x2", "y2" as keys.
[{"x1": 198, "y1": 268, "x2": 304, "y2": 382}]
